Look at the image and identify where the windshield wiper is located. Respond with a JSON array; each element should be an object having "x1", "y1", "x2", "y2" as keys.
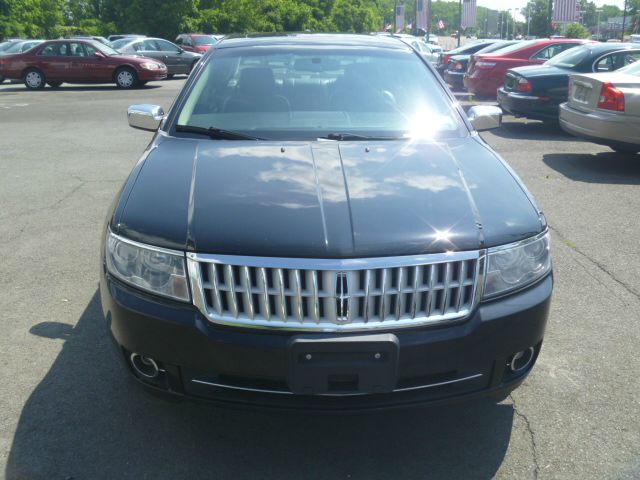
[
  {"x1": 176, "y1": 124, "x2": 264, "y2": 140},
  {"x1": 320, "y1": 132, "x2": 405, "y2": 141}
]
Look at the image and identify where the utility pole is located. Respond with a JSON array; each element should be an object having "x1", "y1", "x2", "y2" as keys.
[
  {"x1": 621, "y1": 0, "x2": 628, "y2": 42},
  {"x1": 414, "y1": 0, "x2": 419, "y2": 35},
  {"x1": 393, "y1": 0, "x2": 398, "y2": 33},
  {"x1": 426, "y1": 0, "x2": 432, "y2": 40},
  {"x1": 547, "y1": 0, "x2": 554, "y2": 37},
  {"x1": 596, "y1": 9, "x2": 602, "y2": 39},
  {"x1": 457, "y1": 0, "x2": 462, "y2": 47}
]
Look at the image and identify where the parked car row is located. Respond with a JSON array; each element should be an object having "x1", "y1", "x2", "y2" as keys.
[{"x1": 437, "y1": 37, "x2": 639, "y2": 154}]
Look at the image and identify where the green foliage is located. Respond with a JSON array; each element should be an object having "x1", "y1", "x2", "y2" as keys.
[{"x1": 565, "y1": 22, "x2": 590, "y2": 38}]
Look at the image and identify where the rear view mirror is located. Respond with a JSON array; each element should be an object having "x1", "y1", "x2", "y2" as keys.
[
  {"x1": 127, "y1": 104, "x2": 165, "y2": 131},
  {"x1": 467, "y1": 105, "x2": 502, "y2": 131}
]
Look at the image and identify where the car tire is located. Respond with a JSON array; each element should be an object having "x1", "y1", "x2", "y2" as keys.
[
  {"x1": 0, "y1": 75, "x2": 5, "y2": 84},
  {"x1": 188, "y1": 60, "x2": 198, "y2": 75},
  {"x1": 166, "y1": 74, "x2": 175, "y2": 80},
  {"x1": 611, "y1": 146, "x2": 639, "y2": 154},
  {"x1": 47, "y1": 81, "x2": 62, "y2": 88},
  {"x1": 115, "y1": 67, "x2": 138, "y2": 89},
  {"x1": 23, "y1": 68, "x2": 46, "y2": 90}
]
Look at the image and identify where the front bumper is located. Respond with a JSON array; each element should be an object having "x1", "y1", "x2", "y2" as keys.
[
  {"x1": 497, "y1": 88, "x2": 558, "y2": 121},
  {"x1": 100, "y1": 263, "x2": 553, "y2": 410},
  {"x1": 559, "y1": 102, "x2": 640, "y2": 149},
  {"x1": 138, "y1": 69, "x2": 168, "y2": 81}
]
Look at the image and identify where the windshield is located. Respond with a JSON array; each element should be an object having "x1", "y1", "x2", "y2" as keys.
[
  {"x1": 174, "y1": 47, "x2": 465, "y2": 140},
  {"x1": 619, "y1": 58, "x2": 640, "y2": 76},
  {"x1": 447, "y1": 41, "x2": 492, "y2": 55},
  {"x1": 194, "y1": 36, "x2": 216, "y2": 46},
  {"x1": 4, "y1": 41, "x2": 29, "y2": 54},
  {"x1": 477, "y1": 41, "x2": 519, "y2": 55},
  {"x1": 546, "y1": 45, "x2": 591, "y2": 68},
  {"x1": 488, "y1": 39, "x2": 539, "y2": 56},
  {"x1": 110, "y1": 39, "x2": 130, "y2": 50},
  {"x1": 93, "y1": 42, "x2": 119, "y2": 56}
]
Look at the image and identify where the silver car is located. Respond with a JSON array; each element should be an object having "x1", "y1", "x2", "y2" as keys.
[
  {"x1": 560, "y1": 60, "x2": 640, "y2": 153},
  {"x1": 113, "y1": 37, "x2": 202, "y2": 77},
  {"x1": 396, "y1": 35, "x2": 443, "y2": 65}
]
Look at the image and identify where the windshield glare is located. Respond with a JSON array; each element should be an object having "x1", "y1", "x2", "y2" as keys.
[
  {"x1": 93, "y1": 42, "x2": 119, "y2": 56},
  {"x1": 619, "y1": 58, "x2": 640, "y2": 76},
  {"x1": 175, "y1": 47, "x2": 464, "y2": 140},
  {"x1": 546, "y1": 45, "x2": 590, "y2": 68}
]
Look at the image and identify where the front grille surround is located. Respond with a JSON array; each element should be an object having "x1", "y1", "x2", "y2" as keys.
[{"x1": 187, "y1": 251, "x2": 485, "y2": 332}]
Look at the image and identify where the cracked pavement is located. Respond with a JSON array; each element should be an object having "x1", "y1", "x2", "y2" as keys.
[{"x1": 1, "y1": 81, "x2": 639, "y2": 479}]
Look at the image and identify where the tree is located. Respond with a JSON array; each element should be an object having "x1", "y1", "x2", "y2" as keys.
[
  {"x1": 565, "y1": 22, "x2": 590, "y2": 38},
  {"x1": 523, "y1": 0, "x2": 550, "y2": 37}
]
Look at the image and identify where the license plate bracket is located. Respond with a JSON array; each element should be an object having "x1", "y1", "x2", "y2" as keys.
[{"x1": 288, "y1": 334, "x2": 399, "y2": 395}]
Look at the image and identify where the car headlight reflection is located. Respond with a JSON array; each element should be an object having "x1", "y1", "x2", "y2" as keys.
[
  {"x1": 483, "y1": 231, "x2": 551, "y2": 299},
  {"x1": 106, "y1": 230, "x2": 190, "y2": 301}
]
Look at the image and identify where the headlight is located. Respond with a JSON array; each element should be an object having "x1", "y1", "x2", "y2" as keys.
[
  {"x1": 105, "y1": 230, "x2": 190, "y2": 301},
  {"x1": 140, "y1": 62, "x2": 161, "y2": 70},
  {"x1": 483, "y1": 231, "x2": 551, "y2": 299}
]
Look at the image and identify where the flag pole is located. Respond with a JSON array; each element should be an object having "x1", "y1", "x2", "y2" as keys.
[
  {"x1": 415, "y1": 0, "x2": 418, "y2": 35},
  {"x1": 426, "y1": 0, "x2": 431, "y2": 40},
  {"x1": 457, "y1": 0, "x2": 462, "y2": 47}
]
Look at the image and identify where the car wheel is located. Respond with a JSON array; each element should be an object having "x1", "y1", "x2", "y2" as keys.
[
  {"x1": 115, "y1": 67, "x2": 138, "y2": 89},
  {"x1": 0, "y1": 75, "x2": 5, "y2": 84},
  {"x1": 47, "y1": 81, "x2": 62, "y2": 88},
  {"x1": 611, "y1": 146, "x2": 639, "y2": 154},
  {"x1": 188, "y1": 60, "x2": 198, "y2": 75},
  {"x1": 23, "y1": 68, "x2": 46, "y2": 90},
  {"x1": 166, "y1": 74, "x2": 175, "y2": 80}
]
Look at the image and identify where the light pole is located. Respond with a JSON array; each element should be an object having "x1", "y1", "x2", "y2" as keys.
[
  {"x1": 596, "y1": 9, "x2": 602, "y2": 39},
  {"x1": 621, "y1": 0, "x2": 628, "y2": 42}
]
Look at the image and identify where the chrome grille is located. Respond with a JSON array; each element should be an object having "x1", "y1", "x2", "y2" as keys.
[{"x1": 187, "y1": 252, "x2": 483, "y2": 331}]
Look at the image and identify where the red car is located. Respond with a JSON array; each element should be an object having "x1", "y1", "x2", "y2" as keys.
[
  {"x1": 464, "y1": 38, "x2": 593, "y2": 97},
  {"x1": 175, "y1": 34, "x2": 221, "y2": 53},
  {"x1": 0, "y1": 39, "x2": 167, "y2": 90}
]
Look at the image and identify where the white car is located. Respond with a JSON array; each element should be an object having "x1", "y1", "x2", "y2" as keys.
[{"x1": 396, "y1": 35, "x2": 443, "y2": 65}]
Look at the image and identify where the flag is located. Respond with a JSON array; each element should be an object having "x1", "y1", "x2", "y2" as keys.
[
  {"x1": 552, "y1": 0, "x2": 578, "y2": 23},
  {"x1": 438, "y1": 19, "x2": 445, "y2": 30},
  {"x1": 416, "y1": 0, "x2": 430, "y2": 31},
  {"x1": 395, "y1": 5, "x2": 405, "y2": 33},
  {"x1": 461, "y1": 0, "x2": 477, "y2": 29}
]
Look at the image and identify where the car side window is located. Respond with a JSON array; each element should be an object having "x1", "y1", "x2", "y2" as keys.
[
  {"x1": 175, "y1": 37, "x2": 183, "y2": 45},
  {"x1": 141, "y1": 39, "x2": 160, "y2": 51},
  {"x1": 84, "y1": 44, "x2": 98, "y2": 56},
  {"x1": 156, "y1": 39, "x2": 181, "y2": 52},
  {"x1": 183, "y1": 37, "x2": 193, "y2": 47},
  {"x1": 68, "y1": 42, "x2": 86, "y2": 57},
  {"x1": 38, "y1": 43, "x2": 67, "y2": 56},
  {"x1": 532, "y1": 43, "x2": 579, "y2": 60},
  {"x1": 594, "y1": 51, "x2": 640, "y2": 72}
]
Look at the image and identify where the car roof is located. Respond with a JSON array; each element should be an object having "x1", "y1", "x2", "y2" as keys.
[
  {"x1": 216, "y1": 33, "x2": 412, "y2": 51},
  {"x1": 584, "y1": 42, "x2": 640, "y2": 53}
]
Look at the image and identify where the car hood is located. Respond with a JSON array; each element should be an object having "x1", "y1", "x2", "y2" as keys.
[
  {"x1": 510, "y1": 64, "x2": 571, "y2": 79},
  {"x1": 115, "y1": 135, "x2": 544, "y2": 257}
]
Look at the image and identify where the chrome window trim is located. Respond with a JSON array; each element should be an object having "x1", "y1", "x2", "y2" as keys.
[
  {"x1": 190, "y1": 373, "x2": 483, "y2": 396},
  {"x1": 187, "y1": 250, "x2": 485, "y2": 332}
]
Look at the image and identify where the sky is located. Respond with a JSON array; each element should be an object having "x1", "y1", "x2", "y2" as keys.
[
  {"x1": 477, "y1": 0, "x2": 626, "y2": 21},
  {"x1": 478, "y1": 0, "x2": 625, "y2": 10}
]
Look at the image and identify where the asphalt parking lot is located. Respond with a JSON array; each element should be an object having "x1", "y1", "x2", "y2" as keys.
[{"x1": 1, "y1": 78, "x2": 639, "y2": 480}]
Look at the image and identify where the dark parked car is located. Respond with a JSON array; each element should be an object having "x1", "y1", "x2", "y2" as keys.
[
  {"x1": 498, "y1": 43, "x2": 640, "y2": 121},
  {"x1": 0, "y1": 39, "x2": 167, "y2": 89},
  {"x1": 444, "y1": 40, "x2": 520, "y2": 90},
  {"x1": 175, "y1": 33, "x2": 222, "y2": 53},
  {"x1": 114, "y1": 37, "x2": 202, "y2": 77},
  {"x1": 436, "y1": 40, "x2": 499, "y2": 76},
  {"x1": 101, "y1": 34, "x2": 552, "y2": 410},
  {"x1": 465, "y1": 38, "x2": 592, "y2": 97}
]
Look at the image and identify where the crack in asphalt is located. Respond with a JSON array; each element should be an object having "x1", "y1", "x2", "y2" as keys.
[
  {"x1": 510, "y1": 394, "x2": 541, "y2": 480},
  {"x1": 548, "y1": 224, "x2": 640, "y2": 301}
]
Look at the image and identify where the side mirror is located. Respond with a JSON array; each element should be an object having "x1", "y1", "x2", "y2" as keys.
[
  {"x1": 127, "y1": 104, "x2": 165, "y2": 131},
  {"x1": 94, "y1": 51, "x2": 105, "y2": 59},
  {"x1": 467, "y1": 105, "x2": 502, "y2": 131}
]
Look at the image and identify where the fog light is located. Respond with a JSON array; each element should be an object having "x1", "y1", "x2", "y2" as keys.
[
  {"x1": 509, "y1": 347, "x2": 535, "y2": 373},
  {"x1": 130, "y1": 353, "x2": 160, "y2": 378}
]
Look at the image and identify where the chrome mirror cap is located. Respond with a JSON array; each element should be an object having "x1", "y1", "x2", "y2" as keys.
[
  {"x1": 467, "y1": 105, "x2": 502, "y2": 132},
  {"x1": 127, "y1": 104, "x2": 165, "y2": 131}
]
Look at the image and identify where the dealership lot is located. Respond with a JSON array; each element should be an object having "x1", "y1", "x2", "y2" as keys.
[{"x1": 0, "y1": 79, "x2": 639, "y2": 479}]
